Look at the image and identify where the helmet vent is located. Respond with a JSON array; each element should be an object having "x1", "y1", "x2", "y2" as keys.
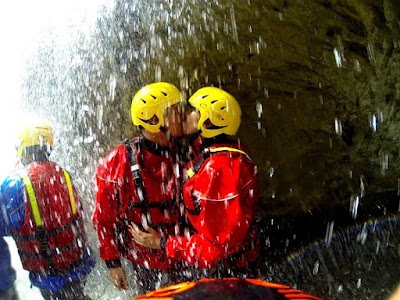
[
  {"x1": 141, "y1": 99, "x2": 147, "y2": 103},
  {"x1": 161, "y1": 91, "x2": 167, "y2": 96},
  {"x1": 221, "y1": 106, "x2": 226, "y2": 110},
  {"x1": 202, "y1": 95, "x2": 208, "y2": 99},
  {"x1": 151, "y1": 94, "x2": 156, "y2": 99},
  {"x1": 211, "y1": 100, "x2": 218, "y2": 104}
]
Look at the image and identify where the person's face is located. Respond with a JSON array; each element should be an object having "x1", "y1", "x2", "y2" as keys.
[
  {"x1": 164, "y1": 103, "x2": 184, "y2": 138},
  {"x1": 183, "y1": 108, "x2": 200, "y2": 135}
]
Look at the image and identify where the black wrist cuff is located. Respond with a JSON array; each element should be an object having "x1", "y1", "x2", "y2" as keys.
[{"x1": 105, "y1": 259, "x2": 121, "y2": 268}]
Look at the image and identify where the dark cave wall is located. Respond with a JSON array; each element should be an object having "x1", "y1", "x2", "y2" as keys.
[{"x1": 22, "y1": 0, "x2": 400, "y2": 219}]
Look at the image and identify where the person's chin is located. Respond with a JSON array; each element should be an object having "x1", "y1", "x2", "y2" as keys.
[{"x1": 183, "y1": 126, "x2": 198, "y2": 135}]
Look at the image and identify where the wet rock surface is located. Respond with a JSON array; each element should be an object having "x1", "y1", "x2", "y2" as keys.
[{"x1": 263, "y1": 216, "x2": 400, "y2": 299}]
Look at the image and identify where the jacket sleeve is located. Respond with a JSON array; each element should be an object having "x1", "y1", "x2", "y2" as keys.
[
  {"x1": 166, "y1": 153, "x2": 258, "y2": 268},
  {"x1": 165, "y1": 234, "x2": 229, "y2": 268},
  {"x1": 92, "y1": 149, "x2": 124, "y2": 262},
  {"x1": 0, "y1": 174, "x2": 26, "y2": 235}
]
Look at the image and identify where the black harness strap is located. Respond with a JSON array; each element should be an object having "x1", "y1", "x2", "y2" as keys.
[
  {"x1": 13, "y1": 216, "x2": 83, "y2": 241},
  {"x1": 186, "y1": 148, "x2": 209, "y2": 178},
  {"x1": 17, "y1": 238, "x2": 81, "y2": 259},
  {"x1": 17, "y1": 221, "x2": 85, "y2": 272},
  {"x1": 37, "y1": 227, "x2": 54, "y2": 270},
  {"x1": 124, "y1": 139, "x2": 149, "y2": 212},
  {"x1": 128, "y1": 199, "x2": 176, "y2": 210},
  {"x1": 124, "y1": 139, "x2": 177, "y2": 217}
]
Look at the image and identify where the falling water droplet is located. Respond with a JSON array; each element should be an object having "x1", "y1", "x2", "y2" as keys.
[
  {"x1": 230, "y1": 4, "x2": 239, "y2": 43},
  {"x1": 256, "y1": 101, "x2": 262, "y2": 118},
  {"x1": 370, "y1": 114, "x2": 378, "y2": 131},
  {"x1": 324, "y1": 221, "x2": 334, "y2": 246},
  {"x1": 356, "y1": 279, "x2": 362, "y2": 289},
  {"x1": 367, "y1": 43, "x2": 375, "y2": 63},
  {"x1": 334, "y1": 118, "x2": 342, "y2": 136},
  {"x1": 313, "y1": 260, "x2": 320, "y2": 275},
  {"x1": 350, "y1": 195, "x2": 360, "y2": 219},
  {"x1": 354, "y1": 59, "x2": 361, "y2": 72},
  {"x1": 333, "y1": 48, "x2": 343, "y2": 67}
]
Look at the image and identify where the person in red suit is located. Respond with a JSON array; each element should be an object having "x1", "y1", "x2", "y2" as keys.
[
  {"x1": 0, "y1": 122, "x2": 95, "y2": 300},
  {"x1": 92, "y1": 82, "x2": 186, "y2": 295},
  {"x1": 130, "y1": 86, "x2": 260, "y2": 278}
]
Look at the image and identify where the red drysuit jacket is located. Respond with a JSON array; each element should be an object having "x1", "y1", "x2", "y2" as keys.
[
  {"x1": 93, "y1": 137, "x2": 181, "y2": 269},
  {"x1": 165, "y1": 137, "x2": 260, "y2": 269}
]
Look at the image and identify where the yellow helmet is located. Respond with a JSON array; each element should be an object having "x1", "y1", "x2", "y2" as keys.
[
  {"x1": 16, "y1": 122, "x2": 54, "y2": 158},
  {"x1": 131, "y1": 82, "x2": 182, "y2": 133},
  {"x1": 188, "y1": 87, "x2": 241, "y2": 138}
]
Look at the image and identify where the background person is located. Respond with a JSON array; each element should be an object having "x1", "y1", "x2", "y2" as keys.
[
  {"x1": 92, "y1": 82, "x2": 186, "y2": 295},
  {"x1": 0, "y1": 121, "x2": 95, "y2": 300},
  {"x1": 131, "y1": 86, "x2": 260, "y2": 278}
]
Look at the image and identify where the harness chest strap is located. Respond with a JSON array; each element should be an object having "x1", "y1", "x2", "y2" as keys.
[
  {"x1": 187, "y1": 147, "x2": 251, "y2": 178},
  {"x1": 124, "y1": 139, "x2": 148, "y2": 209},
  {"x1": 124, "y1": 139, "x2": 176, "y2": 212}
]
